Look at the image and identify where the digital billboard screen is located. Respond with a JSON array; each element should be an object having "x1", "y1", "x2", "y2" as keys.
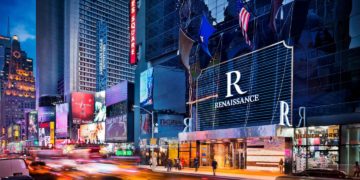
[
  {"x1": 56, "y1": 103, "x2": 68, "y2": 138},
  {"x1": 153, "y1": 67, "x2": 186, "y2": 113},
  {"x1": 71, "y1": 92, "x2": 95, "y2": 124},
  {"x1": 106, "y1": 101, "x2": 128, "y2": 142},
  {"x1": 38, "y1": 124, "x2": 50, "y2": 147},
  {"x1": 105, "y1": 81, "x2": 128, "y2": 106},
  {"x1": 140, "y1": 68, "x2": 153, "y2": 106},
  {"x1": 95, "y1": 91, "x2": 106, "y2": 122},
  {"x1": 105, "y1": 115, "x2": 127, "y2": 142},
  {"x1": 38, "y1": 106, "x2": 55, "y2": 123},
  {"x1": 197, "y1": 41, "x2": 292, "y2": 130},
  {"x1": 28, "y1": 111, "x2": 38, "y2": 141},
  {"x1": 79, "y1": 122, "x2": 105, "y2": 144}
]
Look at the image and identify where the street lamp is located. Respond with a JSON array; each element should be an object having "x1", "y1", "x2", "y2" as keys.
[{"x1": 133, "y1": 105, "x2": 156, "y2": 168}]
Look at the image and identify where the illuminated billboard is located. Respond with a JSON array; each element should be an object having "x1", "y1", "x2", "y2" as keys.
[
  {"x1": 153, "y1": 67, "x2": 186, "y2": 113},
  {"x1": 140, "y1": 68, "x2": 153, "y2": 106},
  {"x1": 71, "y1": 92, "x2": 95, "y2": 124},
  {"x1": 38, "y1": 106, "x2": 55, "y2": 123},
  {"x1": 106, "y1": 100, "x2": 129, "y2": 142},
  {"x1": 197, "y1": 41, "x2": 293, "y2": 130},
  {"x1": 39, "y1": 126, "x2": 50, "y2": 147},
  {"x1": 80, "y1": 122, "x2": 105, "y2": 144},
  {"x1": 28, "y1": 111, "x2": 38, "y2": 141},
  {"x1": 105, "y1": 115, "x2": 127, "y2": 142},
  {"x1": 95, "y1": 91, "x2": 106, "y2": 122},
  {"x1": 56, "y1": 103, "x2": 68, "y2": 138},
  {"x1": 105, "y1": 81, "x2": 128, "y2": 106},
  {"x1": 129, "y1": 0, "x2": 137, "y2": 64}
]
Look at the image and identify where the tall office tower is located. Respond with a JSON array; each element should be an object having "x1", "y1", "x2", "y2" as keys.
[
  {"x1": 36, "y1": 0, "x2": 65, "y2": 106},
  {"x1": 64, "y1": 0, "x2": 133, "y2": 94},
  {"x1": 37, "y1": 0, "x2": 134, "y2": 103},
  {"x1": 0, "y1": 35, "x2": 35, "y2": 141}
]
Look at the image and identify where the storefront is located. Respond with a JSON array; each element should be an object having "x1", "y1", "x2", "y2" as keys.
[
  {"x1": 293, "y1": 125, "x2": 340, "y2": 172},
  {"x1": 179, "y1": 125, "x2": 293, "y2": 172}
]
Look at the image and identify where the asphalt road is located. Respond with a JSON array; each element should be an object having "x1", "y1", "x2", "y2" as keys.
[{"x1": 29, "y1": 158, "x2": 256, "y2": 180}]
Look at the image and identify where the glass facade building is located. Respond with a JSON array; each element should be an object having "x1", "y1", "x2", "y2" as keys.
[{"x1": 174, "y1": 0, "x2": 360, "y2": 174}]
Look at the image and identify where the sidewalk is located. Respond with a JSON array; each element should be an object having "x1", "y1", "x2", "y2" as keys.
[{"x1": 138, "y1": 165, "x2": 282, "y2": 180}]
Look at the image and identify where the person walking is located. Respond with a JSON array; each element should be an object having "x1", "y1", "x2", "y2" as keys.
[
  {"x1": 167, "y1": 159, "x2": 173, "y2": 172},
  {"x1": 279, "y1": 158, "x2": 284, "y2": 174},
  {"x1": 211, "y1": 159, "x2": 218, "y2": 176},
  {"x1": 354, "y1": 161, "x2": 360, "y2": 177},
  {"x1": 194, "y1": 157, "x2": 199, "y2": 172}
]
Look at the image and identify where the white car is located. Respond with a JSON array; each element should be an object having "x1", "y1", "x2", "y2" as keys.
[{"x1": 0, "y1": 158, "x2": 30, "y2": 178}]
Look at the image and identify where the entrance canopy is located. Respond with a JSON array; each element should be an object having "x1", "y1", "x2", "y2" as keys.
[{"x1": 178, "y1": 124, "x2": 293, "y2": 141}]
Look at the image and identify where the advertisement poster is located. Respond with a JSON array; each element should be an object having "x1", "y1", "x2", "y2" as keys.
[
  {"x1": 140, "y1": 113, "x2": 151, "y2": 135},
  {"x1": 79, "y1": 122, "x2": 105, "y2": 144},
  {"x1": 140, "y1": 68, "x2": 153, "y2": 106},
  {"x1": 94, "y1": 91, "x2": 106, "y2": 122},
  {"x1": 38, "y1": 106, "x2": 55, "y2": 123},
  {"x1": 105, "y1": 115, "x2": 127, "y2": 142},
  {"x1": 56, "y1": 103, "x2": 68, "y2": 138},
  {"x1": 71, "y1": 92, "x2": 95, "y2": 124},
  {"x1": 105, "y1": 81, "x2": 128, "y2": 106},
  {"x1": 39, "y1": 127, "x2": 50, "y2": 147},
  {"x1": 157, "y1": 114, "x2": 184, "y2": 137},
  {"x1": 28, "y1": 111, "x2": 38, "y2": 141}
]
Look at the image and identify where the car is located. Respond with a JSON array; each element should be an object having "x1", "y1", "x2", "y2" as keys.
[
  {"x1": 276, "y1": 169, "x2": 353, "y2": 180},
  {"x1": 0, "y1": 158, "x2": 30, "y2": 179}
]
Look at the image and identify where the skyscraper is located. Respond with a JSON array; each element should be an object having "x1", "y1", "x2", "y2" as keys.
[
  {"x1": 0, "y1": 35, "x2": 35, "y2": 141},
  {"x1": 37, "y1": 0, "x2": 134, "y2": 102}
]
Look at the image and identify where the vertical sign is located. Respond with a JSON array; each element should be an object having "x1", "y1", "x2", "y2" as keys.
[
  {"x1": 129, "y1": 0, "x2": 137, "y2": 64},
  {"x1": 50, "y1": 122, "x2": 55, "y2": 146}
]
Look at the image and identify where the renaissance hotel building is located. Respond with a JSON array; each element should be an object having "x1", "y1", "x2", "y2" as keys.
[{"x1": 134, "y1": 0, "x2": 360, "y2": 175}]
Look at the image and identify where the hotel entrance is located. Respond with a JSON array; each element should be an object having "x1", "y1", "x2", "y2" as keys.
[
  {"x1": 179, "y1": 125, "x2": 294, "y2": 172},
  {"x1": 198, "y1": 140, "x2": 246, "y2": 169}
]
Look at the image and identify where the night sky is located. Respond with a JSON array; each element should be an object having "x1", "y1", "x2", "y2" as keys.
[{"x1": 0, "y1": 0, "x2": 36, "y2": 73}]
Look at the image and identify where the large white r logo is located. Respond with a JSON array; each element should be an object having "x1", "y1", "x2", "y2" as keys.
[{"x1": 226, "y1": 71, "x2": 247, "y2": 98}]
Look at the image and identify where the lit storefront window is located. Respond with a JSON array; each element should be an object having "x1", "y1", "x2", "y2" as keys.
[{"x1": 293, "y1": 125, "x2": 339, "y2": 172}]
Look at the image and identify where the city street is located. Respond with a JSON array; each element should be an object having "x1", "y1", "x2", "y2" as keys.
[{"x1": 27, "y1": 157, "x2": 268, "y2": 180}]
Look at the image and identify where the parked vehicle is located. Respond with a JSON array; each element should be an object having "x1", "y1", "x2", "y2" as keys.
[
  {"x1": 0, "y1": 158, "x2": 30, "y2": 179},
  {"x1": 276, "y1": 169, "x2": 352, "y2": 180}
]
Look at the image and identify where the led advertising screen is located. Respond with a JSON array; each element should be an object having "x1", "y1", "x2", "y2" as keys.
[
  {"x1": 71, "y1": 92, "x2": 95, "y2": 124},
  {"x1": 38, "y1": 125, "x2": 50, "y2": 147},
  {"x1": 106, "y1": 101, "x2": 128, "y2": 142},
  {"x1": 27, "y1": 111, "x2": 38, "y2": 141},
  {"x1": 79, "y1": 122, "x2": 105, "y2": 144},
  {"x1": 105, "y1": 115, "x2": 127, "y2": 142},
  {"x1": 153, "y1": 67, "x2": 186, "y2": 113},
  {"x1": 197, "y1": 41, "x2": 292, "y2": 130},
  {"x1": 140, "y1": 68, "x2": 153, "y2": 106},
  {"x1": 56, "y1": 103, "x2": 68, "y2": 138},
  {"x1": 95, "y1": 91, "x2": 106, "y2": 122},
  {"x1": 105, "y1": 81, "x2": 128, "y2": 106},
  {"x1": 38, "y1": 106, "x2": 55, "y2": 123}
]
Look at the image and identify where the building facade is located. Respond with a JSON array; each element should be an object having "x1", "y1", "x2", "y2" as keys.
[
  {"x1": 135, "y1": 0, "x2": 360, "y2": 175},
  {"x1": 0, "y1": 35, "x2": 36, "y2": 144},
  {"x1": 177, "y1": 0, "x2": 360, "y2": 174},
  {"x1": 37, "y1": 0, "x2": 135, "y2": 101}
]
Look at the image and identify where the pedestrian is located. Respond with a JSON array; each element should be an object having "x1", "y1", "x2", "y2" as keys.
[
  {"x1": 279, "y1": 158, "x2": 284, "y2": 174},
  {"x1": 211, "y1": 159, "x2": 218, "y2": 176},
  {"x1": 167, "y1": 159, "x2": 173, "y2": 172},
  {"x1": 194, "y1": 157, "x2": 199, "y2": 172},
  {"x1": 354, "y1": 161, "x2": 360, "y2": 177},
  {"x1": 149, "y1": 158, "x2": 153, "y2": 168}
]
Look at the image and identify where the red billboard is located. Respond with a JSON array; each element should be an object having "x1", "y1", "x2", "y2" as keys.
[
  {"x1": 71, "y1": 92, "x2": 94, "y2": 124},
  {"x1": 129, "y1": 0, "x2": 137, "y2": 65}
]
